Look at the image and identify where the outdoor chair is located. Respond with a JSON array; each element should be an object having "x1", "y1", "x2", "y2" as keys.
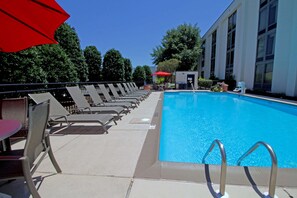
[
  {"x1": 123, "y1": 83, "x2": 149, "y2": 98},
  {"x1": 66, "y1": 86, "x2": 127, "y2": 119},
  {"x1": 116, "y1": 83, "x2": 145, "y2": 100},
  {"x1": 129, "y1": 82, "x2": 150, "y2": 95},
  {"x1": 0, "y1": 100, "x2": 61, "y2": 198},
  {"x1": 84, "y1": 85, "x2": 134, "y2": 109},
  {"x1": 98, "y1": 84, "x2": 138, "y2": 108},
  {"x1": 1, "y1": 97, "x2": 28, "y2": 138},
  {"x1": 107, "y1": 84, "x2": 140, "y2": 104},
  {"x1": 28, "y1": 92, "x2": 116, "y2": 134},
  {"x1": 129, "y1": 82, "x2": 150, "y2": 96},
  {"x1": 131, "y1": 82, "x2": 151, "y2": 94}
]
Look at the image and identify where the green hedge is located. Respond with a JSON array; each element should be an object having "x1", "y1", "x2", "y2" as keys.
[{"x1": 198, "y1": 78, "x2": 213, "y2": 89}]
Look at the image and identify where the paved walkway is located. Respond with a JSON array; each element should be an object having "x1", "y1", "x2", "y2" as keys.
[{"x1": 0, "y1": 91, "x2": 296, "y2": 197}]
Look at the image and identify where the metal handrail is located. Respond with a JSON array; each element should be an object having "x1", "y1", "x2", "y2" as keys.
[
  {"x1": 237, "y1": 141, "x2": 277, "y2": 198},
  {"x1": 202, "y1": 139, "x2": 227, "y2": 196}
]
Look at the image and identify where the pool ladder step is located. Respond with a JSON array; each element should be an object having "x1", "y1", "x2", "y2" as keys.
[{"x1": 202, "y1": 140, "x2": 278, "y2": 198}]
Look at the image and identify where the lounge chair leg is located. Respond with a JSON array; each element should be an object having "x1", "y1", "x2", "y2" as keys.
[
  {"x1": 102, "y1": 125, "x2": 108, "y2": 134},
  {"x1": 22, "y1": 159, "x2": 41, "y2": 198},
  {"x1": 114, "y1": 120, "x2": 117, "y2": 125},
  {"x1": 45, "y1": 135, "x2": 62, "y2": 173}
]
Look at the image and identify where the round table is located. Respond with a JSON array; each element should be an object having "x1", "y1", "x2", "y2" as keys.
[{"x1": 0, "y1": 119, "x2": 22, "y2": 151}]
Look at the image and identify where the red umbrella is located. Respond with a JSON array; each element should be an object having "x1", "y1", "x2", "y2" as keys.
[
  {"x1": 152, "y1": 71, "x2": 172, "y2": 76},
  {"x1": 0, "y1": 0, "x2": 70, "y2": 52}
]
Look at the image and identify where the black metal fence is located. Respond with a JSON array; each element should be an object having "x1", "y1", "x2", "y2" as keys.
[{"x1": 0, "y1": 81, "x2": 122, "y2": 111}]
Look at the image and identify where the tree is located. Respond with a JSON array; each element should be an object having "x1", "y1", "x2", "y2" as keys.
[
  {"x1": 123, "y1": 58, "x2": 133, "y2": 82},
  {"x1": 0, "y1": 48, "x2": 47, "y2": 83},
  {"x1": 55, "y1": 23, "x2": 88, "y2": 81},
  {"x1": 143, "y1": 65, "x2": 153, "y2": 84},
  {"x1": 133, "y1": 66, "x2": 146, "y2": 87},
  {"x1": 151, "y1": 23, "x2": 202, "y2": 71},
  {"x1": 84, "y1": 46, "x2": 102, "y2": 82},
  {"x1": 37, "y1": 45, "x2": 78, "y2": 82},
  {"x1": 102, "y1": 49, "x2": 124, "y2": 81},
  {"x1": 157, "y1": 58, "x2": 180, "y2": 73}
]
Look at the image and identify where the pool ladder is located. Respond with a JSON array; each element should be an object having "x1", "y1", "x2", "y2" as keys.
[
  {"x1": 202, "y1": 139, "x2": 227, "y2": 196},
  {"x1": 237, "y1": 141, "x2": 278, "y2": 198},
  {"x1": 202, "y1": 140, "x2": 278, "y2": 198}
]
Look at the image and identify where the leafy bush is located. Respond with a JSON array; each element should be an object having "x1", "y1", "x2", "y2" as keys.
[
  {"x1": 198, "y1": 78, "x2": 213, "y2": 89},
  {"x1": 210, "y1": 84, "x2": 223, "y2": 92}
]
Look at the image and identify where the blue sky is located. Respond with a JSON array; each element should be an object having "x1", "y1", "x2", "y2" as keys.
[{"x1": 56, "y1": 0, "x2": 233, "y2": 67}]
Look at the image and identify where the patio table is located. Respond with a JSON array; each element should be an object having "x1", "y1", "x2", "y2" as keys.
[{"x1": 0, "y1": 119, "x2": 22, "y2": 151}]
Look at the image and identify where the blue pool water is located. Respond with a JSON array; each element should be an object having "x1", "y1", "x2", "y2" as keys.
[{"x1": 159, "y1": 92, "x2": 297, "y2": 168}]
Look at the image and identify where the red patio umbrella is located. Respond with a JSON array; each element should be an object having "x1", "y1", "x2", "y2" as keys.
[
  {"x1": 152, "y1": 71, "x2": 172, "y2": 76},
  {"x1": 0, "y1": 0, "x2": 70, "y2": 52}
]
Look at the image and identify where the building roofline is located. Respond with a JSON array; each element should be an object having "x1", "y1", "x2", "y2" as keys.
[{"x1": 202, "y1": 0, "x2": 239, "y2": 38}]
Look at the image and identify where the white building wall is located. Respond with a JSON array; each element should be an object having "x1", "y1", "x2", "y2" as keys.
[
  {"x1": 201, "y1": 0, "x2": 297, "y2": 96},
  {"x1": 237, "y1": 1, "x2": 259, "y2": 89},
  {"x1": 203, "y1": 35, "x2": 212, "y2": 78},
  {"x1": 273, "y1": 0, "x2": 297, "y2": 96},
  {"x1": 215, "y1": 19, "x2": 228, "y2": 78},
  {"x1": 235, "y1": 0, "x2": 259, "y2": 89}
]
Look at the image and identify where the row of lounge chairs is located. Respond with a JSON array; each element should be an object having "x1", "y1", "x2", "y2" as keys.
[
  {"x1": 0, "y1": 82, "x2": 149, "y2": 198},
  {"x1": 28, "y1": 83, "x2": 150, "y2": 134}
]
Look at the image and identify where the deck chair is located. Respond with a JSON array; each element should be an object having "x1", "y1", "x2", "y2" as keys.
[
  {"x1": 116, "y1": 83, "x2": 146, "y2": 100},
  {"x1": 1, "y1": 97, "x2": 28, "y2": 138},
  {"x1": 107, "y1": 84, "x2": 140, "y2": 104},
  {"x1": 123, "y1": 83, "x2": 148, "y2": 98},
  {"x1": 28, "y1": 92, "x2": 116, "y2": 133},
  {"x1": 84, "y1": 85, "x2": 133, "y2": 110},
  {"x1": 0, "y1": 100, "x2": 61, "y2": 198},
  {"x1": 128, "y1": 82, "x2": 150, "y2": 96},
  {"x1": 66, "y1": 86, "x2": 127, "y2": 119},
  {"x1": 98, "y1": 84, "x2": 137, "y2": 108},
  {"x1": 131, "y1": 82, "x2": 150, "y2": 95}
]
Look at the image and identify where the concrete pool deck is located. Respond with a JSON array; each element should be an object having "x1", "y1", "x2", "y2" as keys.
[{"x1": 0, "y1": 91, "x2": 296, "y2": 197}]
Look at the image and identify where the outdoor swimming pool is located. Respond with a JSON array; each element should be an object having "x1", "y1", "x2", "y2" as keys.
[{"x1": 159, "y1": 92, "x2": 297, "y2": 168}]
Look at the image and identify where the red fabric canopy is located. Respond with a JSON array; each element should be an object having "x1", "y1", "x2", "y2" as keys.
[
  {"x1": 152, "y1": 71, "x2": 172, "y2": 76},
  {"x1": 0, "y1": 0, "x2": 70, "y2": 52}
]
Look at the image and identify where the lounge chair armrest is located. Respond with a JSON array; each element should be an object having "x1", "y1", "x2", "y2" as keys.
[
  {"x1": 50, "y1": 115, "x2": 69, "y2": 124},
  {"x1": 0, "y1": 155, "x2": 24, "y2": 160},
  {"x1": 77, "y1": 107, "x2": 93, "y2": 114},
  {"x1": 95, "y1": 102, "x2": 105, "y2": 106}
]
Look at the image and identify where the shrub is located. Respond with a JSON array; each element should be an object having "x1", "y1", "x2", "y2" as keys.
[
  {"x1": 210, "y1": 84, "x2": 223, "y2": 92},
  {"x1": 198, "y1": 78, "x2": 213, "y2": 89}
]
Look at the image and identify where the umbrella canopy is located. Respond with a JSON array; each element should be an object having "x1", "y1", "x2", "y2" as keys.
[
  {"x1": 152, "y1": 71, "x2": 172, "y2": 76},
  {"x1": 0, "y1": 0, "x2": 70, "y2": 52}
]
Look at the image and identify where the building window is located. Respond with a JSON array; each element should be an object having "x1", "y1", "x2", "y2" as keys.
[
  {"x1": 210, "y1": 30, "x2": 217, "y2": 78},
  {"x1": 258, "y1": 7, "x2": 268, "y2": 34},
  {"x1": 201, "y1": 40, "x2": 205, "y2": 68},
  {"x1": 268, "y1": 1, "x2": 277, "y2": 27},
  {"x1": 254, "y1": 63, "x2": 273, "y2": 90},
  {"x1": 256, "y1": 37, "x2": 265, "y2": 61},
  {"x1": 266, "y1": 32, "x2": 275, "y2": 58},
  {"x1": 260, "y1": 0, "x2": 268, "y2": 7},
  {"x1": 254, "y1": 0, "x2": 278, "y2": 91},
  {"x1": 258, "y1": 0, "x2": 278, "y2": 35},
  {"x1": 225, "y1": 11, "x2": 236, "y2": 79}
]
